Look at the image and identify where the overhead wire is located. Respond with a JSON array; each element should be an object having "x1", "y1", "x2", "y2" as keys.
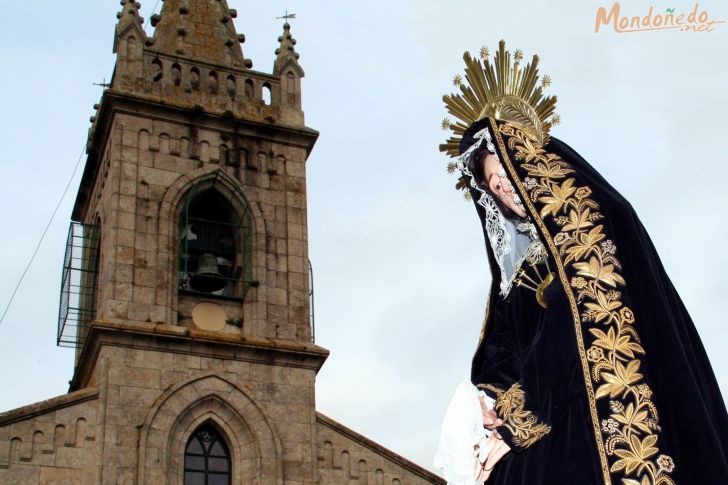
[
  {"x1": 1, "y1": 0, "x2": 164, "y2": 328},
  {"x1": 0, "y1": 144, "x2": 86, "y2": 327},
  {"x1": 144, "y1": 0, "x2": 162, "y2": 29}
]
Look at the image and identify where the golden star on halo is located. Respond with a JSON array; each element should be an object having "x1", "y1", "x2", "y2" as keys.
[
  {"x1": 446, "y1": 161, "x2": 457, "y2": 174},
  {"x1": 551, "y1": 113, "x2": 561, "y2": 125},
  {"x1": 479, "y1": 46, "x2": 490, "y2": 59},
  {"x1": 439, "y1": 40, "x2": 559, "y2": 160},
  {"x1": 541, "y1": 75, "x2": 552, "y2": 88},
  {"x1": 441, "y1": 117, "x2": 452, "y2": 130}
]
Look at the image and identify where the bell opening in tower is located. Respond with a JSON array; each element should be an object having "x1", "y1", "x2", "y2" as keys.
[{"x1": 178, "y1": 185, "x2": 252, "y2": 300}]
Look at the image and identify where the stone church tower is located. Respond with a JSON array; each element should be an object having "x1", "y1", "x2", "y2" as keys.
[{"x1": 0, "y1": 1, "x2": 444, "y2": 484}]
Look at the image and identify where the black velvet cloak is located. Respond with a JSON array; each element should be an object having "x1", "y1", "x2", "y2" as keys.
[{"x1": 466, "y1": 117, "x2": 728, "y2": 485}]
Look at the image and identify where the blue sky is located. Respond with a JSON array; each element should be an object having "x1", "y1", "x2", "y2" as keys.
[{"x1": 0, "y1": 0, "x2": 726, "y2": 472}]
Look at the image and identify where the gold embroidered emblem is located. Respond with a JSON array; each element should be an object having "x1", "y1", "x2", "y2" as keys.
[
  {"x1": 513, "y1": 250, "x2": 556, "y2": 309},
  {"x1": 493, "y1": 119, "x2": 676, "y2": 485}
]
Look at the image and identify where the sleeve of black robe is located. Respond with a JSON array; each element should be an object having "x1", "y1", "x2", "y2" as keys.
[
  {"x1": 470, "y1": 143, "x2": 574, "y2": 453},
  {"x1": 470, "y1": 266, "x2": 575, "y2": 454}
]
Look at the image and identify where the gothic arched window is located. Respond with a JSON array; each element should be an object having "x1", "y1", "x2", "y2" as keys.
[
  {"x1": 178, "y1": 178, "x2": 254, "y2": 300},
  {"x1": 184, "y1": 422, "x2": 231, "y2": 485}
]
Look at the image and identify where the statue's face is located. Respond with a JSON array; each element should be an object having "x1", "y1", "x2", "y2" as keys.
[{"x1": 483, "y1": 153, "x2": 527, "y2": 218}]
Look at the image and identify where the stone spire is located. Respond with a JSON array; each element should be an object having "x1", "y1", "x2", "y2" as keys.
[
  {"x1": 114, "y1": 0, "x2": 147, "y2": 53},
  {"x1": 273, "y1": 22, "x2": 303, "y2": 76},
  {"x1": 149, "y1": 0, "x2": 250, "y2": 69}
]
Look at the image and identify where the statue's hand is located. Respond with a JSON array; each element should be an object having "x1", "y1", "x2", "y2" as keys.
[
  {"x1": 474, "y1": 431, "x2": 511, "y2": 481},
  {"x1": 479, "y1": 394, "x2": 503, "y2": 429}
]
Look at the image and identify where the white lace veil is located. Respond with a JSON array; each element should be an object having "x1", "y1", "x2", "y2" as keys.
[{"x1": 457, "y1": 126, "x2": 545, "y2": 296}]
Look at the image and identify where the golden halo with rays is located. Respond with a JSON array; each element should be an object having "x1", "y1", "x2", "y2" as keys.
[{"x1": 439, "y1": 40, "x2": 560, "y2": 165}]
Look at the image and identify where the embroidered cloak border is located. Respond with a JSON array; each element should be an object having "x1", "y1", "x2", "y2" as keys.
[{"x1": 484, "y1": 117, "x2": 676, "y2": 485}]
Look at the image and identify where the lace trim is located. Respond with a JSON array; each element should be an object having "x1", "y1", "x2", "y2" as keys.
[
  {"x1": 502, "y1": 236, "x2": 546, "y2": 297},
  {"x1": 457, "y1": 127, "x2": 545, "y2": 296}
]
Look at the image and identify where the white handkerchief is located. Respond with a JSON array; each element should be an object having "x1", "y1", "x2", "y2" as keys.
[{"x1": 434, "y1": 379, "x2": 496, "y2": 484}]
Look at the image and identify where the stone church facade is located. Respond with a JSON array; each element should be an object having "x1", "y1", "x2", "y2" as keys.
[{"x1": 0, "y1": 2, "x2": 444, "y2": 484}]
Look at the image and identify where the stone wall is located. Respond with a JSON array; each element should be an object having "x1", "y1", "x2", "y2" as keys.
[
  {"x1": 0, "y1": 337, "x2": 444, "y2": 485},
  {"x1": 317, "y1": 414, "x2": 445, "y2": 485},
  {"x1": 92, "y1": 341, "x2": 319, "y2": 484},
  {"x1": 0, "y1": 390, "x2": 99, "y2": 484},
  {"x1": 2, "y1": 328, "x2": 328, "y2": 485}
]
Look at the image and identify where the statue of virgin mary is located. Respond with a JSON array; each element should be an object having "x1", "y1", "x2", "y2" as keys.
[{"x1": 434, "y1": 41, "x2": 728, "y2": 485}]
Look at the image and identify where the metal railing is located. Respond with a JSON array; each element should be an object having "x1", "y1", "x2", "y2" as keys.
[{"x1": 57, "y1": 222, "x2": 100, "y2": 349}]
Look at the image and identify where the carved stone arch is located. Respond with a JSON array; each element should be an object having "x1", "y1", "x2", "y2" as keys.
[
  {"x1": 169, "y1": 399, "x2": 254, "y2": 484},
  {"x1": 9, "y1": 437, "x2": 21, "y2": 464},
  {"x1": 190, "y1": 67, "x2": 201, "y2": 91},
  {"x1": 341, "y1": 450, "x2": 351, "y2": 476},
  {"x1": 157, "y1": 168, "x2": 267, "y2": 327},
  {"x1": 179, "y1": 137, "x2": 191, "y2": 158},
  {"x1": 114, "y1": 23, "x2": 145, "y2": 58},
  {"x1": 277, "y1": 60, "x2": 304, "y2": 79},
  {"x1": 138, "y1": 129, "x2": 150, "y2": 151},
  {"x1": 262, "y1": 82, "x2": 273, "y2": 105},
  {"x1": 322, "y1": 440, "x2": 333, "y2": 467},
  {"x1": 159, "y1": 133, "x2": 171, "y2": 154},
  {"x1": 199, "y1": 140, "x2": 210, "y2": 163},
  {"x1": 244, "y1": 78, "x2": 256, "y2": 99},
  {"x1": 136, "y1": 374, "x2": 283, "y2": 485},
  {"x1": 172, "y1": 63, "x2": 182, "y2": 87},
  {"x1": 52, "y1": 424, "x2": 67, "y2": 450},
  {"x1": 358, "y1": 459, "x2": 369, "y2": 484},
  {"x1": 279, "y1": 65, "x2": 302, "y2": 109},
  {"x1": 208, "y1": 71, "x2": 219, "y2": 95},
  {"x1": 151, "y1": 58, "x2": 163, "y2": 83},
  {"x1": 125, "y1": 35, "x2": 138, "y2": 60}
]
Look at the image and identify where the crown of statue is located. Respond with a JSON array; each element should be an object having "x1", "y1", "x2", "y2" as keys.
[{"x1": 439, "y1": 40, "x2": 560, "y2": 198}]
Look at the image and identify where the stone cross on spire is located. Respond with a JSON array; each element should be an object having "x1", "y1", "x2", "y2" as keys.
[{"x1": 149, "y1": 0, "x2": 249, "y2": 69}]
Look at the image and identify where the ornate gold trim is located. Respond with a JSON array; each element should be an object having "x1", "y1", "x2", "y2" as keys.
[
  {"x1": 477, "y1": 382, "x2": 505, "y2": 396},
  {"x1": 485, "y1": 382, "x2": 552, "y2": 449},
  {"x1": 492, "y1": 118, "x2": 675, "y2": 485},
  {"x1": 491, "y1": 120, "x2": 611, "y2": 483}
]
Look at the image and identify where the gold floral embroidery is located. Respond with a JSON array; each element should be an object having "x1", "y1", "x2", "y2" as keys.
[
  {"x1": 494, "y1": 119, "x2": 676, "y2": 485},
  {"x1": 477, "y1": 383, "x2": 505, "y2": 397},
  {"x1": 477, "y1": 382, "x2": 552, "y2": 449}
]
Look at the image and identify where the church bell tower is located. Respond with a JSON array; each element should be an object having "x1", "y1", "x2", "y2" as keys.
[
  {"x1": 0, "y1": 2, "x2": 444, "y2": 484},
  {"x1": 65, "y1": 0, "x2": 317, "y2": 356},
  {"x1": 61, "y1": 0, "x2": 325, "y2": 482}
]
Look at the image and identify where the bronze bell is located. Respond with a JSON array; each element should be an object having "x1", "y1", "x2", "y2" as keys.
[{"x1": 190, "y1": 253, "x2": 227, "y2": 293}]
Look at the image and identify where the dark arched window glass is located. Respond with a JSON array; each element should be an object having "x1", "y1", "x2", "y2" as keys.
[{"x1": 184, "y1": 422, "x2": 231, "y2": 485}]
